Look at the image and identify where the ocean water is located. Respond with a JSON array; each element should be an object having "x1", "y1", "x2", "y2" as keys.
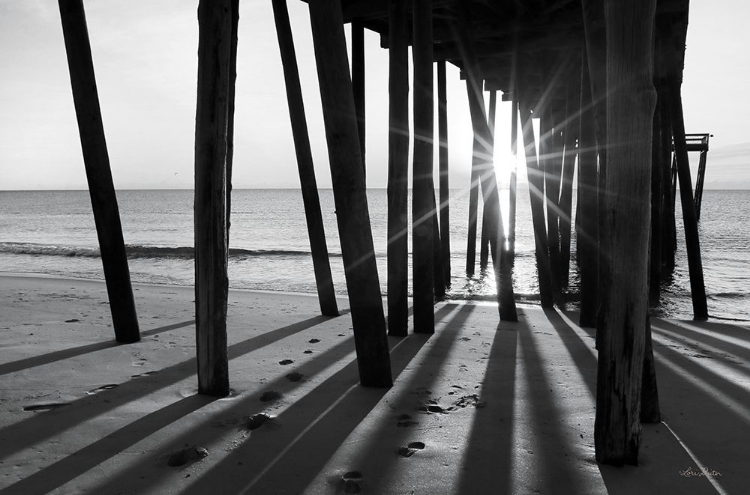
[{"x1": 0, "y1": 188, "x2": 747, "y2": 322}]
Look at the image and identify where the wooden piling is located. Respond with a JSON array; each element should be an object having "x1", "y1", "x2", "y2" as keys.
[
  {"x1": 438, "y1": 60, "x2": 451, "y2": 287},
  {"x1": 225, "y1": 0, "x2": 238, "y2": 240},
  {"x1": 657, "y1": 85, "x2": 676, "y2": 271},
  {"x1": 272, "y1": 0, "x2": 339, "y2": 317},
  {"x1": 479, "y1": 90, "x2": 498, "y2": 270},
  {"x1": 466, "y1": 158, "x2": 480, "y2": 277},
  {"x1": 352, "y1": 17, "x2": 366, "y2": 175},
  {"x1": 542, "y1": 107, "x2": 563, "y2": 294},
  {"x1": 594, "y1": 0, "x2": 657, "y2": 465},
  {"x1": 308, "y1": 0, "x2": 392, "y2": 386},
  {"x1": 387, "y1": 0, "x2": 410, "y2": 337},
  {"x1": 666, "y1": 77, "x2": 709, "y2": 321},
  {"x1": 559, "y1": 74, "x2": 580, "y2": 288},
  {"x1": 412, "y1": 0, "x2": 435, "y2": 333},
  {"x1": 577, "y1": 54, "x2": 599, "y2": 328},
  {"x1": 432, "y1": 195, "x2": 446, "y2": 301},
  {"x1": 519, "y1": 97, "x2": 554, "y2": 308},
  {"x1": 457, "y1": 4, "x2": 517, "y2": 321},
  {"x1": 509, "y1": 98, "x2": 519, "y2": 257},
  {"x1": 582, "y1": 0, "x2": 608, "y2": 343},
  {"x1": 58, "y1": 0, "x2": 140, "y2": 344},
  {"x1": 649, "y1": 95, "x2": 664, "y2": 306},
  {"x1": 193, "y1": 0, "x2": 234, "y2": 396}
]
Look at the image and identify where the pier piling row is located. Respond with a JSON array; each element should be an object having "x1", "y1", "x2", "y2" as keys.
[{"x1": 56, "y1": 0, "x2": 713, "y2": 465}]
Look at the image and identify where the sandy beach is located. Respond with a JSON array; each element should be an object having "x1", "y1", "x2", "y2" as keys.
[{"x1": 0, "y1": 274, "x2": 748, "y2": 494}]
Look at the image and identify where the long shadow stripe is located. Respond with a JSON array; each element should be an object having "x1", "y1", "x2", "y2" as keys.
[
  {"x1": 0, "y1": 313, "x2": 336, "y2": 461},
  {"x1": 0, "y1": 320, "x2": 195, "y2": 376}
]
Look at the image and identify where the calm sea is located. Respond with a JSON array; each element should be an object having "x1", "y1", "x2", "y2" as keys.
[{"x1": 0, "y1": 188, "x2": 747, "y2": 322}]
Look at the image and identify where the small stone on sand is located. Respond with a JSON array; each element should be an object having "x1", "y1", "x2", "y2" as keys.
[{"x1": 279, "y1": 359, "x2": 294, "y2": 365}]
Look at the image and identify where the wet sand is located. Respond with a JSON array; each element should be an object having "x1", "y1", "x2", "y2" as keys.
[{"x1": 0, "y1": 274, "x2": 747, "y2": 494}]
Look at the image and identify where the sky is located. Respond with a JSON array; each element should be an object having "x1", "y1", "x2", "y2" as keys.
[{"x1": 0, "y1": 0, "x2": 749, "y2": 191}]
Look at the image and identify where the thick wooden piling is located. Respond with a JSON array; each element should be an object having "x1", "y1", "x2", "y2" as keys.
[
  {"x1": 594, "y1": 0, "x2": 657, "y2": 465},
  {"x1": 577, "y1": 55, "x2": 599, "y2": 328},
  {"x1": 541, "y1": 107, "x2": 563, "y2": 294},
  {"x1": 479, "y1": 90, "x2": 498, "y2": 270},
  {"x1": 308, "y1": 0, "x2": 392, "y2": 386},
  {"x1": 352, "y1": 17, "x2": 366, "y2": 175},
  {"x1": 193, "y1": 0, "x2": 234, "y2": 396},
  {"x1": 509, "y1": 98, "x2": 518, "y2": 257},
  {"x1": 272, "y1": 0, "x2": 338, "y2": 317},
  {"x1": 387, "y1": 0, "x2": 410, "y2": 337},
  {"x1": 666, "y1": 77, "x2": 709, "y2": 321},
  {"x1": 225, "y1": 0, "x2": 238, "y2": 240},
  {"x1": 582, "y1": 0, "x2": 608, "y2": 343},
  {"x1": 466, "y1": 159, "x2": 480, "y2": 276},
  {"x1": 432, "y1": 195, "x2": 446, "y2": 301},
  {"x1": 457, "y1": 4, "x2": 517, "y2": 321},
  {"x1": 519, "y1": 98, "x2": 554, "y2": 308},
  {"x1": 58, "y1": 0, "x2": 140, "y2": 344},
  {"x1": 657, "y1": 85, "x2": 676, "y2": 271},
  {"x1": 412, "y1": 0, "x2": 435, "y2": 333},
  {"x1": 559, "y1": 75, "x2": 580, "y2": 288},
  {"x1": 438, "y1": 60, "x2": 451, "y2": 287},
  {"x1": 649, "y1": 95, "x2": 664, "y2": 306}
]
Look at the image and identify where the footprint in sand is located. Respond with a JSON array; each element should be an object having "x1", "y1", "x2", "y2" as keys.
[
  {"x1": 303, "y1": 349, "x2": 313, "y2": 354},
  {"x1": 285, "y1": 372, "x2": 303, "y2": 382},
  {"x1": 242, "y1": 413, "x2": 272, "y2": 431},
  {"x1": 166, "y1": 445, "x2": 208, "y2": 467},
  {"x1": 259, "y1": 390, "x2": 283, "y2": 402},
  {"x1": 341, "y1": 471, "x2": 363, "y2": 494},
  {"x1": 398, "y1": 441, "x2": 426, "y2": 457},
  {"x1": 308, "y1": 338, "x2": 320, "y2": 343},
  {"x1": 418, "y1": 400, "x2": 445, "y2": 414},
  {"x1": 396, "y1": 413, "x2": 419, "y2": 427},
  {"x1": 86, "y1": 384, "x2": 119, "y2": 395}
]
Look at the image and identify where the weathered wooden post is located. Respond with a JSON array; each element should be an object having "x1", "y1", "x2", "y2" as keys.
[
  {"x1": 594, "y1": 0, "x2": 657, "y2": 465},
  {"x1": 193, "y1": 0, "x2": 235, "y2": 396},
  {"x1": 542, "y1": 106, "x2": 563, "y2": 294},
  {"x1": 577, "y1": 53, "x2": 599, "y2": 328},
  {"x1": 667, "y1": 77, "x2": 709, "y2": 321},
  {"x1": 518, "y1": 96, "x2": 554, "y2": 308},
  {"x1": 649, "y1": 95, "x2": 664, "y2": 306},
  {"x1": 58, "y1": 0, "x2": 140, "y2": 344},
  {"x1": 308, "y1": 0, "x2": 392, "y2": 386},
  {"x1": 412, "y1": 0, "x2": 435, "y2": 333},
  {"x1": 272, "y1": 0, "x2": 338, "y2": 317},
  {"x1": 582, "y1": 0, "x2": 608, "y2": 344},
  {"x1": 509, "y1": 97, "x2": 519, "y2": 257},
  {"x1": 432, "y1": 195, "x2": 446, "y2": 301},
  {"x1": 438, "y1": 59, "x2": 451, "y2": 286},
  {"x1": 559, "y1": 72, "x2": 580, "y2": 288},
  {"x1": 457, "y1": 3, "x2": 517, "y2": 321},
  {"x1": 387, "y1": 0, "x2": 410, "y2": 337},
  {"x1": 352, "y1": 17, "x2": 366, "y2": 175},
  {"x1": 479, "y1": 90, "x2": 498, "y2": 270},
  {"x1": 657, "y1": 84, "x2": 676, "y2": 271},
  {"x1": 225, "y1": 0, "x2": 238, "y2": 240}
]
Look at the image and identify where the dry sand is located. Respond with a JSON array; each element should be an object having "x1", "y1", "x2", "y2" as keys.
[{"x1": 0, "y1": 274, "x2": 748, "y2": 494}]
